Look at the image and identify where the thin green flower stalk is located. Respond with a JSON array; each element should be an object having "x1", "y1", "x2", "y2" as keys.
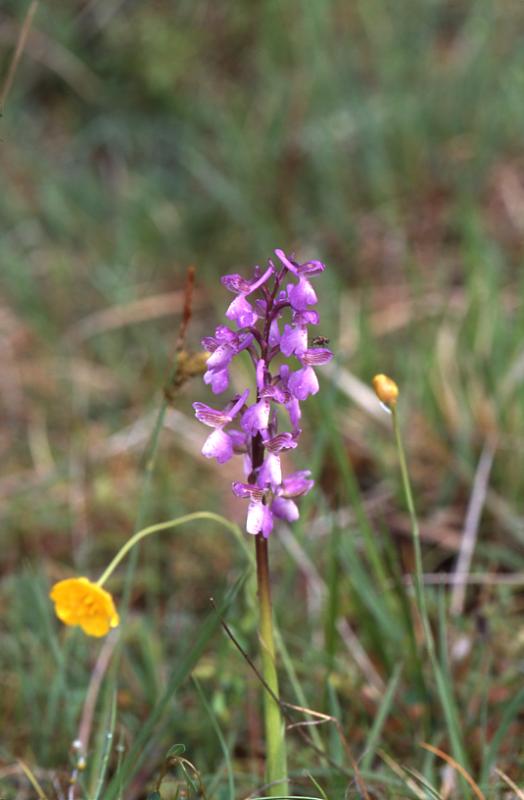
[
  {"x1": 95, "y1": 512, "x2": 250, "y2": 587},
  {"x1": 373, "y1": 373, "x2": 440, "y2": 648},
  {"x1": 392, "y1": 406, "x2": 433, "y2": 651},
  {"x1": 50, "y1": 512, "x2": 251, "y2": 638},
  {"x1": 372, "y1": 374, "x2": 469, "y2": 771}
]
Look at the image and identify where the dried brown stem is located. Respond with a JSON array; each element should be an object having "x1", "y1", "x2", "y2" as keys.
[{"x1": 0, "y1": 0, "x2": 39, "y2": 109}]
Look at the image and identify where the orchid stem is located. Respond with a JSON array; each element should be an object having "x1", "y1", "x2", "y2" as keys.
[{"x1": 255, "y1": 534, "x2": 289, "y2": 797}]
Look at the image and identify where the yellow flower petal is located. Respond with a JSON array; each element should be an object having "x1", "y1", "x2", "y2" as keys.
[
  {"x1": 372, "y1": 373, "x2": 399, "y2": 408},
  {"x1": 50, "y1": 577, "x2": 119, "y2": 638}
]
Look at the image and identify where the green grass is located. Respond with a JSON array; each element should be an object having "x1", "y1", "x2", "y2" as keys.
[{"x1": 2, "y1": 0, "x2": 524, "y2": 797}]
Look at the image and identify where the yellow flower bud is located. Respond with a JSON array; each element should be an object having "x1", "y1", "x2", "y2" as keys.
[
  {"x1": 372, "y1": 373, "x2": 399, "y2": 408},
  {"x1": 50, "y1": 577, "x2": 119, "y2": 637}
]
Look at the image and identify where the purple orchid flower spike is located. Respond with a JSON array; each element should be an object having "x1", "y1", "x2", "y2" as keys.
[{"x1": 194, "y1": 249, "x2": 333, "y2": 537}]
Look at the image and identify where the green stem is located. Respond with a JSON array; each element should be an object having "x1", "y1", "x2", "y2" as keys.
[
  {"x1": 391, "y1": 407, "x2": 470, "y2": 772},
  {"x1": 96, "y1": 512, "x2": 250, "y2": 587},
  {"x1": 255, "y1": 534, "x2": 288, "y2": 797},
  {"x1": 392, "y1": 408, "x2": 429, "y2": 635}
]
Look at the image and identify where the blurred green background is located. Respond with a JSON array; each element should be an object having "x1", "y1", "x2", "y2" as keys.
[{"x1": 2, "y1": 1, "x2": 524, "y2": 797}]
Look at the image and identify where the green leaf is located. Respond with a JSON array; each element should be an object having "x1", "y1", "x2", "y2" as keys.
[{"x1": 165, "y1": 743, "x2": 186, "y2": 759}]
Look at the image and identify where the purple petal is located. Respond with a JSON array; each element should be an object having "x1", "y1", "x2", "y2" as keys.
[
  {"x1": 293, "y1": 309, "x2": 319, "y2": 326},
  {"x1": 297, "y1": 259, "x2": 325, "y2": 276},
  {"x1": 274, "y1": 249, "x2": 299, "y2": 275},
  {"x1": 193, "y1": 402, "x2": 231, "y2": 428},
  {"x1": 288, "y1": 366, "x2": 319, "y2": 400},
  {"x1": 280, "y1": 324, "x2": 308, "y2": 357},
  {"x1": 215, "y1": 325, "x2": 236, "y2": 343},
  {"x1": 288, "y1": 277, "x2": 318, "y2": 310},
  {"x1": 206, "y1": 343, "x2": 234, "y2": 370},
  {"x1": 265, "y1": 432, "x2": 298, "y2": 452},
  {"x1": 257, "y1": 452, "x2": 282, "y2": 489},
  {"x1": 241, "y1": 399, "x2": 270, "y2": 435},
  {"x1": 228, "y1": 388, "x2": 250, "y2": 419},
  {"x1": 201, "y1": 336, "x2": 218, "y2": 352},
  {"x1": 249, "y1": 265, "x2": 274, "y2": 293},
  {"x1": 221, "y1": 273, "x2": 252, "y2": 294},
  {"x1": 254, "y1": 298, "x2": 267, "y2": 316},
  {"x1": 202, "y1": 429, "x2": 234, "y2": 463},
  {"x1": 286, "y1": 396, "x2": 302, "y2": 429},
  {"x1": 271, "y1": 496, "x2": 299, "y2": 522},
  {"x1": 301, "y1": 347, "x2": 333, "y2": 366},
  {"x1": 246, "y1": 500, "x2": 274, "y2": 537},
  {"x1": 204, "y1": 367, "x2": 229, "y2": 394},
  {"x1": 237, "y1": 332, "x2": 254, "y2": 353},
  {"x1": 222, "y1": 266, "x2": 274, "y2": 296},
  {"x1": 228, "y1": 429, "x2": 248, "y2": 451},
  {"x1": 260, "y1": 505, "x2": 274, "y2": 538},
  {"x1": 269, "y1": 318, "x2": 281, "y2": 347},
  {"x1": 225, "y1": 295, "x2": 258, "y2": 327},
  {"x1": 279, "y1": 363, "x2": 290, "y2": 382},
  {"x1": 232, "y1": 481, "x2": 264, "y2": 500},
  {"x1": 201, "y1": 326, "x2": 236, "y2": 352},
  {"x1": 256, "y1": 359, "x2": 267, "y2": 392},
  {"x1": 281, "y1": 470, "x2": 314, "y2": 497},
  {"x1": 260, "y1": 383, "x2": 290, "y2": 404}
]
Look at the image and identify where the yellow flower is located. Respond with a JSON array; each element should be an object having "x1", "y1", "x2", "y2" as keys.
[
  {"x1": 49, "y1": 577, "x2": 119, "y2": 637},
  {"x1": 372, "y1": 373, "x2": 399, "y2": 408}
]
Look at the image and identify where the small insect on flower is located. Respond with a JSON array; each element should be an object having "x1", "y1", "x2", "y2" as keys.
[
  {"x1": 49, "y1": 577, "x2": 119, "y2": 637},
  {"x1": 372, "y1": 373, "x2": 399, "y2": 410}
]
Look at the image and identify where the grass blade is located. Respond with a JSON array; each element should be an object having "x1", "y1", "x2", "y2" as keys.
[
  {"x1": 103, "y1": 571, "x2": 248, "y2": 800},
  {"x1": 361, "y1": 662, "x2": 403, "y2": 771},
  {"x1": 420, "y1": 743, "x2": 485, "y2": 800},
  {"x1": 480, "y1": 686, "x2": 524, "y2": 786},
  {"x1": 193, "y1": 676, "x2": 235, "y2": 799}
]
